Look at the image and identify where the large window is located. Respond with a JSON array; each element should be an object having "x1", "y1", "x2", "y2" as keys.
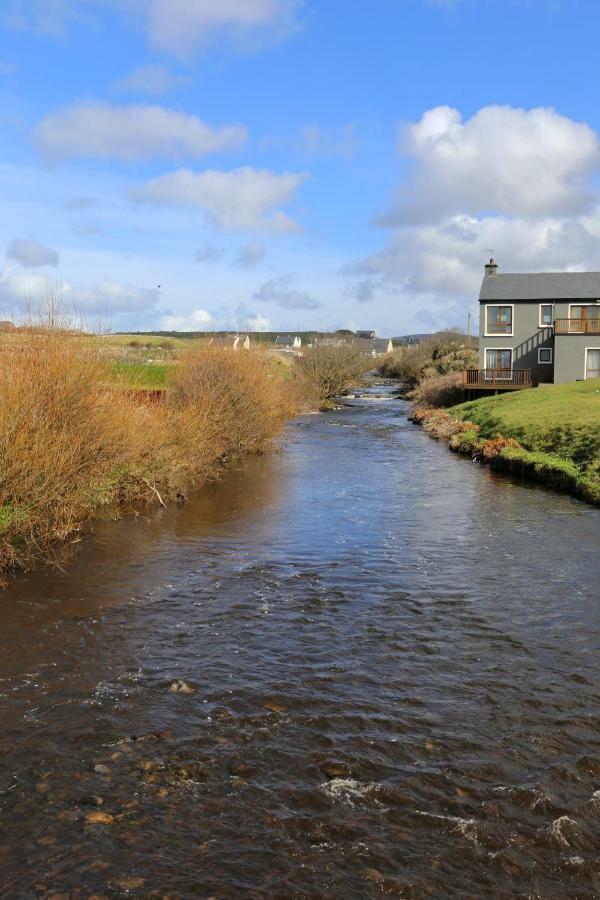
[
  {"x1": 539, "y1": 304, "x2": 553, "y2": 327},
  {"x1": 586, "y1": 349, "x2": 600, "y2": 380},
  {"x1": 486, "y1": 349, "x2": 512, "y2": 370},
  {"x1": 486, "y1": 305, "x2": 513, "y2": 335},
  {"x1": 571, "y1": 305, "x2": 600, "y2": 320}
]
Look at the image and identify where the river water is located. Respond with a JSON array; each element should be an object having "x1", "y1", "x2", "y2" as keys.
[{"x1": 1, "y1": 384, "x2": 599, "y2": 899}]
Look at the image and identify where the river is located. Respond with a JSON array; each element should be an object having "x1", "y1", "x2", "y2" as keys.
[{"x1": 0, "y1": 384, "x2": 599, "y2": 898}]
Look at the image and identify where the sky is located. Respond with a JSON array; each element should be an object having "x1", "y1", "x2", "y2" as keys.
[{"x1": 2, "y1": 0, "x2": 600, "y2": 335}]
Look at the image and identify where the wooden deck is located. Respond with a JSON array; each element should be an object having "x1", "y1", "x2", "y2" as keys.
[
  {"x1": 554, "y1": 318, "x2": 600, "y2": 335},
  {"x1": 462, "y1": 369, "x2": 534, "y2": 391}
]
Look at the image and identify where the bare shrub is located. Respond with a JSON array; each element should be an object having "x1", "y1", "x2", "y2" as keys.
[
  {"x1": 297, "y1": 345, "x2": 368, "y2": 404},
  {"x1": 380, "y1": 330, "x2": 477, "y2": 385}
]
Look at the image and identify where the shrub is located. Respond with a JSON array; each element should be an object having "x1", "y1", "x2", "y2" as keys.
[
  {"x1": 408, "y1": 372, "x2": 465, "y2": 408},
  {"x1": 297, "y1": 345, "x2": 368, "y2": 404},
  {"x1": 379, "y1": 330, "x2": 477, "y2": 385},
  {"x1": 0, "y1": 334, "x2": 305, "y2": 583}
]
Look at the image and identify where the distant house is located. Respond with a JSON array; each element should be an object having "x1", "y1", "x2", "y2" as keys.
[
  {"x1": 356, "y1": 330, "x2": 376, "y2": 339},
  {"x1": 466, "y1": 259, "x2": 600, "y2": 395},
  {"x1": 275, "y1": 334, "x2": 302, "y2": 350},
  {"x1": 356, "y1": 337, "x2": 394, "y2": 358}
]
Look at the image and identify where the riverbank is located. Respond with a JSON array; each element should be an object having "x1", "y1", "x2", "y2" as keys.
[
  {"x1": 0, "y1": 330, "x2": 308, "y2": 585},
  {"x1": 411, "y1": 380, "x2": 600, "y2": 506}
]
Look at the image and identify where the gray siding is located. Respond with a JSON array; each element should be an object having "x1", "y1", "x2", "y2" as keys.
[
  {"x1": 554, "y1": 336, "x2": 595, "y2": 383},
  {"x1": 478, "y1": 301, "x2": 554, "y2": 383}
]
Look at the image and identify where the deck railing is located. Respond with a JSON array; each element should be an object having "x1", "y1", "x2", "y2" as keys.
[
  {"x1": 463, "y1": 368, "x2": 533, "y2": 388},
  {"x1": 554, "y1": 318, "x2": 600, "y2": 334}
]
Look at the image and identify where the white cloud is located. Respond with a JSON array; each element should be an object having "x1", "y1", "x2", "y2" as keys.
[
  {"x1": 342, "y1": 104, "x2": 600, "y2": 329},
  {"x1": 130, "y1": 167, "x2": 306, "y2": 232},
  {"x1": 7, "y1": 238, "x2": 60, "y2": 267},
  {"x1": 195, "y1": 244, "x2": 224, "y2": 264},
  {"x1": 253, "y1": 275, "x2": 321, "y2": 309},
  {"x1": 233, "y1": 240, "x2": 267, "y2": 269},
  {"x1": 111, "y1": 64, "x2": 190, "y2": 97},
  {"x1": 0, "y1": 268, "x2": 160, "y2": 320},
  {"x1": 145, "y1": 0, "x2": 301, "y2": 58},
  {"x1": 35, "y1": 102, "x2": 247, "y2": 162},
  {"x1": 383, "y1": 105, "x2": 600, "y2": 225},
  {"x1": 160, "y1": 308, "x2": 212, "y2": 330},
  {"x1": 1, "y1": 1, "x2": 301, "y2": 57}
]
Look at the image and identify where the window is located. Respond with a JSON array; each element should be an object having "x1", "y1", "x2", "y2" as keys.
[
  {"x1": 586, "y1": 349, "x2": 600, "y2": 380},
  {"x1": 539, "y1": 304, "x2": 553, "y2": 327},
  {"x1": 485, "y1": 305, "x2": 513, "y2": 335},
  {"x1": 538, "y1": 347, "x2": 553, "y2": 364},
  {"x1": 486, "y1": 349, "x2": 512, "y2": 370}
]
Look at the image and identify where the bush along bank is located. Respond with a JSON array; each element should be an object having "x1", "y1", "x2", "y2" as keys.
[
  {"x1": 0, "y1": 332, "x2": 310, "y2": 585},
  {"x1": 410, "y1": 406, "x2": 600, "y2": 507}
]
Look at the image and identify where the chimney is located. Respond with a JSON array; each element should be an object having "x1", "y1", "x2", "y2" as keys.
[{"x1": 485, "y1": 257, "x2": 498, "y2": 277}]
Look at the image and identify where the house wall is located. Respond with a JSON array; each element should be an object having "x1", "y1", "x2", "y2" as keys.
[
  {"x1": 478, "y1": 301, "x2": 554, "y2": 383},
  {"x1": 554, "y1": 336, "x2": 589, "y2": 383}
]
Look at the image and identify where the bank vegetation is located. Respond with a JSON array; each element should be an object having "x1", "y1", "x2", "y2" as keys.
[
  {"x1": 0, "y1": 327, "x2": 311, "y2": 584},
  {"x1": 411, "y1": 382, "x2": 600, "y2": 507}
]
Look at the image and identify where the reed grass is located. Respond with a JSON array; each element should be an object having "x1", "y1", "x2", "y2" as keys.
[{"x1": 0, "y1": 331, "x2": 305, "y2": 584}]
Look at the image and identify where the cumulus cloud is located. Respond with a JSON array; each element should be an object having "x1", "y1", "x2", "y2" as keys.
[
  {"x1": 7, "y1": 238, "x2": 59, "y2": 267},
  {"x1": 347, "y1": 212, "x2": 600, "y2": 301},
  {"x1": 232, "y1": 240, "x2": 267, "y2": 269},
  {"x1": 253, "y1": 275, "x2": 321, "y2": 309},
  {"x1": 35, "y1": 102, "x2": 247, "y2": 162},
  {"x1": 0, "y1": 269, "x2": 160, "y2": 319},
  {"x1": 131, "y1": 167, "x2": 306, "y2": 232},
  {"x1": 382, "y1": 105, "x2": 600, "y2": 225},
  {"x1": 195, "y1": 244, "x2": 224, "y2": 263},
  {"x1": 343, "y1": 104, "x2": 600, "y2": 323},
  {"x1": 111, "y1": 64, "x2": 190, "y2": 97},
  {"x1": 160, "y1": 308, "x2": 213, "y2": 330}
]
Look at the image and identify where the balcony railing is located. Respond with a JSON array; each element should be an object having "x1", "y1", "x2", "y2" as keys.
[
  {"x1": 463, "y1": 369, "x2": 533, "y2": 389},
  {"x1": 554, "y1": 318, "x2": 600, "y2": 334}
]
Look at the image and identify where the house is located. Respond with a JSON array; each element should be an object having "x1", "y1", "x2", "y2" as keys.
[
  {"x1": 356, "y1": 330, "x2": 376, "y2": 339},
  {"x1": 275, "y1": 334, "x2": 302, "y2": 350},
  {"x1": 465, "y1": 259, "x2": 600, "y2": 395}
]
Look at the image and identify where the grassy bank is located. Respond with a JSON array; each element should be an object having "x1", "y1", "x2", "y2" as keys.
[
  {"x1": 412, "y1": 381, "x2": 600, "y2": 506},
  {"x1": 0, "y1": 331, "x2": 308, "y2": 584}
]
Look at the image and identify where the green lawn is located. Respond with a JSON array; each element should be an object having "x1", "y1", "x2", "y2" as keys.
[
  {"x1": 451, "y1": 379, "x2": 600, "y2": 473},
  {"x1": 107, "y1": 361, "x2": 172, "y2": 389}
]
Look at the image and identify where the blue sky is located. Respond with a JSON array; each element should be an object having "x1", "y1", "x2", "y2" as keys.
[{"x1": 2, "y1": 0, "x2": 600, "y2": 335}]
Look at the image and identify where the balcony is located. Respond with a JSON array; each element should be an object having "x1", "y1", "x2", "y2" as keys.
[
  {"x1": 554, "y1": 318, "x2": 600, "y2": 335},
  {"x1": 462, "y1": 369, "x2": 534, "y2": 390}
]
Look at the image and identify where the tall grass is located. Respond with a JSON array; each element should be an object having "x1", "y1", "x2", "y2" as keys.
[{"x1": 0, "y1": 333, "x2": 305, "y2": 583}]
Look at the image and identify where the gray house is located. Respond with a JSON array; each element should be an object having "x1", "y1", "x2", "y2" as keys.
[{"x1": 466, "y1": 259, "x2": 600, "y2": 394}]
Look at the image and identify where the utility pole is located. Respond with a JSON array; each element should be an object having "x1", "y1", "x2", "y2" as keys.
[{"x1": 467, "y1": 311, "x2": 471, "y2": 338}]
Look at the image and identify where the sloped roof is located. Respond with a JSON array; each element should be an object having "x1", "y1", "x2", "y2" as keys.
[{"x1": 480, "y1": 272, "x2": 600, "y2": 301}]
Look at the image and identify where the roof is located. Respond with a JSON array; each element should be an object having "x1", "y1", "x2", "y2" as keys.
[
  {"x1": 480, "y1": 272, "x2": 600, "y2": 302},
  {"x1": 275, "y1": 334, "x2": 297, "y2": 344}
]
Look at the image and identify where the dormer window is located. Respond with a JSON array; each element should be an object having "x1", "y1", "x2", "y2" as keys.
[{"x1": 485, "y1": 305, "x2": 513, "y2": 335}]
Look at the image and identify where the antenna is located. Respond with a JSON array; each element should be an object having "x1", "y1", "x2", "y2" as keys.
[{"x1": 485, "y1": 249, "x2": 495, "y2": 259}]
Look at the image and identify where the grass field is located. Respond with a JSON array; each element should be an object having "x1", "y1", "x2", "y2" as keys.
[{"x1": 451, "y1": 380, "x2": 600, "y2": 473}]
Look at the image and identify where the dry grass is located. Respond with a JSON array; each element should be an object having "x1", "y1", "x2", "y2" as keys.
[{"x1": 0, "y1": 333, "x2": 306, "y2": 583}]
